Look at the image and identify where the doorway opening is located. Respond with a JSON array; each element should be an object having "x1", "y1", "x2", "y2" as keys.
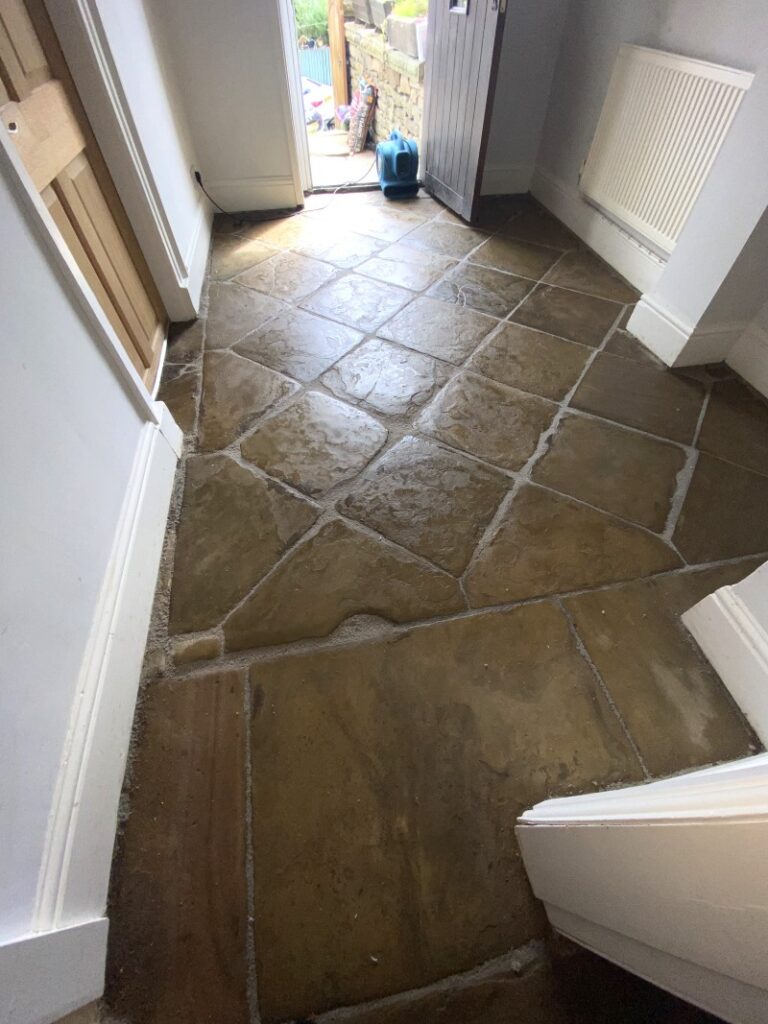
[{"x1": 290, "y1": 0, "x2": 427, "y2": 190}]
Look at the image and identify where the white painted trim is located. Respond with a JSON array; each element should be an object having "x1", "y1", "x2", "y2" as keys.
[
  {"x1": 0, "y1": 918, "x2": 108, "y2": 1024},
  {"x1": 45, "y1": 0, "x2": 213, "y2": 320},
  {"x1": 0, "y1": 119, "x2": 157, "y2": 424},
  {"x1": 546, "y1": 906, "x2": 768, "y2": 1024},
  {"x1": 519, "y1": 752, "x2": 768, "y2": 824},
  {"x1": 626, "y1": 295, "x2": 694, "y2": 366},
  {"x1": 531, "y1": 166, "x2": 666, "y2": 294},
  {"x1": 480, "y1": 163, "x2": 533, "y2": 196},
  {"x1": 276, "y1": 0, "x2": 312, "y2": 195},
  {"x1": 684, "y1": 588, "x2": 768, "y2": 746},
  {"x1": 34, "y1": 407, "x2": 181, "y2": 932},
  {"x1": 204, "y1": 175, "x2": 300, "y2": 213}
]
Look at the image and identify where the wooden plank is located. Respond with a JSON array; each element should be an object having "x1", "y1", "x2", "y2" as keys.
[
  {"x1": 328, "y1": 0, "x2": 348, "y2": 109},
  {"x1": 43, "y1": 182, "x2": 146, "y2": 378},
  {"x1": 0, "y1": 0, "x2": 48, "y2": 100},
  {"x1": 55, "y1": 153, "x2": 156, "y2": 366},
  {"x1": 1, "y1": 79, "x2": 85, "y2": 189}
]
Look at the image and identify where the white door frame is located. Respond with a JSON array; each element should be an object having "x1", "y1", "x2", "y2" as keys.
[
  {"x1": 517, "y1": 752, "x2": 768, "y2": 1024},
  {"x1": 275, "y1": 0, "x2": 312, "y2": 195},
  {"x1": 45, "y1": 0, "x2": 212, "y2": 321}
]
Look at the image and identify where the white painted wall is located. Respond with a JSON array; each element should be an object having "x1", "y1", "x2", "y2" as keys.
[
  {"x1": 481, "y1": 0, "x2": 568, "y2": 196},
  {"x1": 148, "y1": 0, "x2": 303, "y2": 213},
  {"x1": 46, "y1": 0, "x2": 213, "y2": 320},
  {"x1": 0, "y1": 161, "x2": 143, "y2": 942},
  {"x1": 729, "y1": 300, "x2": 768, "y2": 399},
  {"x1": 532, "y1": 0, "x2": 768, "y2": 366},
  {"x1": 0, "y1": 133, "x2": 181, "y2": 1020}
]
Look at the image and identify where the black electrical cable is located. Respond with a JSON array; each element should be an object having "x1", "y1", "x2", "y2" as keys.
[{"x1": 193, "y1": 170, "x2": 232, "y2": 217}]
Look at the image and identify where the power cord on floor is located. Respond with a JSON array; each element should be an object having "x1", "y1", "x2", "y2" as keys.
[
  {"x1": 300, "y1": 151, "x2": 380, "y2": 214},
  {"x1": 194, "y1": 151, "x2": 400, "y2": 227}
]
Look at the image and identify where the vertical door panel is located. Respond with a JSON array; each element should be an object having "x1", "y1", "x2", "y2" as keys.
[
  {"x1": 0, "y1": 0, "x2": 166, "y2": 388},
  {"x1": 422, "y1": 0, "x2": 506, "y2": 222}
]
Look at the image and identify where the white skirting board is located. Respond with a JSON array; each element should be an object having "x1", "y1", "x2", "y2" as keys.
[
  {"x1": 480, "y1": 163, "x2": 533, "y2": 196},
  {"x1": 0, "y1": 918, "x2": 108, "y2": 1024},
  {"x1": 546, "y1": 906, "x2": 768, "y2": 1024},
  {"x1": 530, "y1": 167, "x2": 666, "y2": 294},
  {"x1": 204, "y1": 175, "x2": 301, "y2": 213},
  {"x1": 683, "y1": 586, "x2": 768, "y2": 746},
  {"x1": 22, "y1": 405, "x2": 181, "y2": 1022}
]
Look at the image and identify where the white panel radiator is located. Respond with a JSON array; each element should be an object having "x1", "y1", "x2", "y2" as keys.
[{"x1": 580, "y1": 45, "x2": 753, "y2": 254}]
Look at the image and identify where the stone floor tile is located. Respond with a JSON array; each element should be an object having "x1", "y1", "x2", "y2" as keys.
[
  {"x1": 314, "y1": 956, "x2": 570, "y2": 1024},
  {"x1": 321, "y1": 338, "x2": 452, "y2": 416},
  {"x1": 171, "y1": 634, "x2": 221, "y2": 667},
  {"x1": 673, "y1": 453, "x2": 768, "y2": 563},
  {"x1": 465, "y1": 485, "x2": 681, "y2": 606},
  {"x1": 241, "y1": 391, "x2": 388, "y2": 497},
  {"x1": 401, "y1": 219, "x2": 488, "y2": 259},
  {"x1": 468, "y1": 322, "x2": 590, "y2": 401},
  {"x1": 471, "y1": 194, "x2": 530, "y2": 231},
  {"x1": 511, "y1": 285, "x2": 622, "y2": 347},
  {"x1": 198, "y1": 351, "x2": 297, "y2": 452},
  {"x1": 500, "y1": 205, "x2": 581, "y2": 250},
  {"x1": 234, "y1": 307, "x2": 362, "y2": 382},
  {"x1": 159, "y1": 362, "x2": 198, "y2": 436},
  {"x1": 209, "y1": 232, "x2": 275, "y2": 281},
  {"x1": 245, "y1": 212, "x2": 327, "y2": 250},
  {"x1": 105, "y1": 671, "x2": 249, "y2": 1024},
  {"x1": 696, "y1": 379, "x2": 768, "y2": 476},
  {"x1": 169, "y1": 455, "x2": 318, "y2": 634},
  {"x1": 565, "y1": 564, "x2": 759, "y2": 775},
  {"x1": 298, "y1": 229, "x2": 385, "y2": 268},
  {"x1": 302, "y1": 272, "x2": 413, "y2": 332},
  {"x1": 604, "y1": 329, "x2": 666, "y2": 368},
  {"x1": 357, "y1": 242, "x2": 455, "y2": 291},
  {"x1": 248, "y1": 604, "x2": 642, "y2": 1020},
  {"x1": 223, "y1": 518, "x2": 465, "y2": 650},
  {"x1": 543, "y1": 250, "x2": 639, "y2": 303},
  {"x1": 472, "y1": 235, "x2": 562, "y2": 279},
  {"x1": 417, "y1": 372, "x2": 556, "y2": 470},
  {"x1": 235, "y1": 249, "x2": 335, "y2": 302},
  {"x1": 339, "y1": 436, "x2": 508, "y2": 573},
  {"x1": 571, "y1": 352, "x2": 706, "y2": 443},
  {"x1": 428, "y1": 263, "x2": 534, "y2": 318},
  {"x1": 352, "y1": 203, "x2": 428, "y2": 242},
  {"x1": 380, "y1": 295, "x2": 495, "y2": 364},
  {"x1": 532, "y1": 413, "x2": 686, "y2": 531},
  {"x1": 165, "y1": 318, "x2": 203, "y2": 363},
  {"x1": 205, "y1": 281, "x2": 286, "y2": 350}
]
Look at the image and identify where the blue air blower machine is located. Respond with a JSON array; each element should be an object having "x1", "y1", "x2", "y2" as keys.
[{"x1": 376, "y1": 131, "x2": 420, "y2": 199}]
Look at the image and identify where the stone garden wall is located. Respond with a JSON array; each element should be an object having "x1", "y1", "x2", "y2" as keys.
[{"x1": 345, "y1": 21, "x2": 424, "y2": 146}]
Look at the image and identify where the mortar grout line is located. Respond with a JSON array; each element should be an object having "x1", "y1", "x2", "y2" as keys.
[
  {"x1": 555, "y1": 597, "x2": 651, "y2": 780},
  {"x1": 162, "y1": 550, "x2": 768, "y2": 681}
]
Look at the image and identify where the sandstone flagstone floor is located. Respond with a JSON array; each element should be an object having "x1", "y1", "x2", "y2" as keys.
[{"x1": 106, "y1": 191, "x2": 768, "y2": 1024}]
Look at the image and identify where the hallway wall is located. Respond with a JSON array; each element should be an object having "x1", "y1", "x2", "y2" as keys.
[
  {"x1": 532, "y1": 0, "x2": 768, "y2": 367},
  {"x1": 0, "y1": 139, "x2": 180, "y2": 1021},
  {"x1": 147, "y1": 0, "x2": 303, "y2": 213}
]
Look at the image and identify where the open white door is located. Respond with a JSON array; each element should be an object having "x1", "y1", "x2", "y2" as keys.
[{"x1": 517, "y1": 754, "x2": 768, "y2": 1024}]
